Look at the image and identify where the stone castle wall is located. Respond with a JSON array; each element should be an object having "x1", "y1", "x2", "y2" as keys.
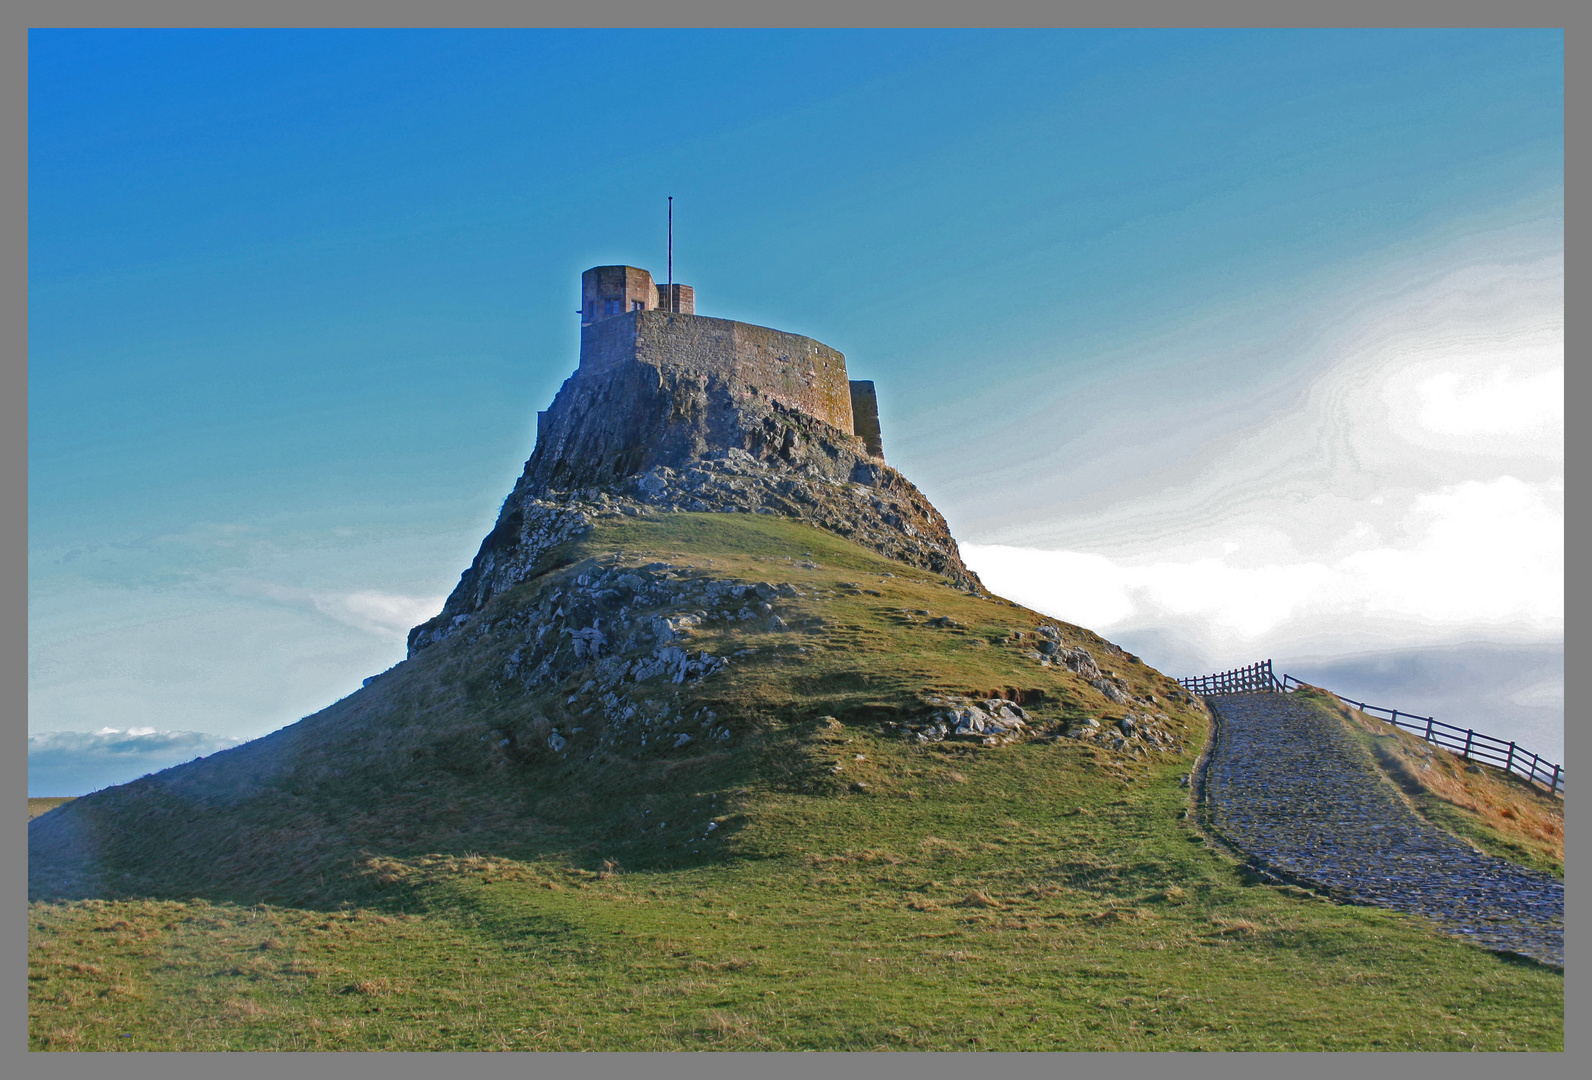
[
  {"x1": 849, "y1": 380, "x2": 883, "y2": 459},
  {"x1": 580, "y1": 311, "x2": 855, "y2": 435}
]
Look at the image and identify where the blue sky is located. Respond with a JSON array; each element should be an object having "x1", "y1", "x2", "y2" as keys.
[{"x1": 30, "y1": 29, "x2": 1563, "y2": 794}]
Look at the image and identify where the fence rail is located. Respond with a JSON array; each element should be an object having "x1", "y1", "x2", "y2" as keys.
[
  {"x1": 1178, "y1": 661, "x2": 1563, "y2": 796},
  {"x1": 1177, "y1": 659, "x2": 1284, "y2": 696}
]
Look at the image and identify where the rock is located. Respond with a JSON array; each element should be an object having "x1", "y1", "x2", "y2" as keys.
[
  {"x1": 673, "y1": 732, "x2": 693, "y2": 748},
  {"x1": 547, "y1": 732, "x2": 567, "y2": 752},
  {"x1": 1091, "y1": 677, "x2": 1130, "y2": 704},
  {"x1": 1064, "y1": 717, "x2": 1101, "y2": 740},
  {"x1": 950, "y1": 705, "x2": 989, "y2": 735},
  {"x1": 983, "y1": 700, "x2": 1028, "y2": 725},
  {"x1": 1118, "y1": 716, "x2": 1137, "y2": 736},
  {"x1": 1058, "y1": 647, "x2": 1100, "y2": 679}
]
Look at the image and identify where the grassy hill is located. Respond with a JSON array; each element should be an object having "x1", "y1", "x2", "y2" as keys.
[{"x1": 28, "y1": 514, "x2": 1562, "y2": 1051}]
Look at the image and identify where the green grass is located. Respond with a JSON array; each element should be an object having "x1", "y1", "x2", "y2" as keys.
[{"x1": 28, "y1": 514, "x2": 1563, "y2": 1051}]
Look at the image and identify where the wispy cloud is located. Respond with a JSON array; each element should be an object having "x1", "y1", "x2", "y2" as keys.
[
  {"x1": 28, "y1": 727, "x2": 248, "y2": 797},
  {"x1": 964, "y1": 239, "x2": 1562, "y2": 669},
  {"x1": 968, "y1": 471, "x2": 1560, "y2": 657},
  {"x1": 959, "y1": 232, "x2": 1562, "y2": 765},
  {"x1": 224, "y1": 580, "x2": 445, "y2": 643}
]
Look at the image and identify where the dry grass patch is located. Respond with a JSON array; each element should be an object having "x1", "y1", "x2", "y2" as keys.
[
  {"x1": 919, "y1": 836, "x2": 968, "y2": 859},
  {"x1": 957, "y1": 890, "x2": 1004, "y2": 909},
  {"x1": 339, "y1": 977, "x2": 410, "y2": 996},
  {"x1": 936, "y1": 950, "x2": 982, "y2": 962},
  {"x1": 222, "y1": 997, "x2": 274, "y2": 1020},
  {"x1": 805, "y1": 848, "x2": 903, "y2": 866}
]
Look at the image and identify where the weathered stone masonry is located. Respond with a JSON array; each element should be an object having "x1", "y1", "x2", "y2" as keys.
[{"x1": 579, "y1": 309, "x2": 857, "y2": 440}]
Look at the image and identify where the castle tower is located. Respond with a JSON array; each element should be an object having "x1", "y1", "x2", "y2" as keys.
[
  {"x1": 572, "y1": 264, "x2": 878, "y2": 460},
  {"x1": 580, "y1": 265, "x2": 695, "y2": 326}
]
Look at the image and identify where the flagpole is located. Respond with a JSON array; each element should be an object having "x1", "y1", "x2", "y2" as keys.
[{"x1": 667, "y1": 196, "x2": 674, "y2": 312}]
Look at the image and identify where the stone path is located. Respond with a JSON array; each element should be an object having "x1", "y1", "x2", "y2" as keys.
[{"x1": 1201, "y1": 692, "x2": 1563, "y2": 967}]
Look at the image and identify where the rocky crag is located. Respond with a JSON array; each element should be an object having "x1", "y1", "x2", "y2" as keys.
[
  {"x1": 409, "y1": 307, "x2": 978, "y2": 657},
  {"x1": 402, "y1": 287, "x2": 1188, "y2": 758},
  {"x1": 399, "y1": 544, "x2": 1187, "y2": 762}
]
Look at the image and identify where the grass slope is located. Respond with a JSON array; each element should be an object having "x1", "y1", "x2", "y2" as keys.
[{"x1": 28, "y1": 514, "x2": 1562, "y2": 1051}]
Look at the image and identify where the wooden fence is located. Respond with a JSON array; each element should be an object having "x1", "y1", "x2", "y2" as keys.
[
  {"x1": 1177, "y1": 659, "x2": 1284, "y2": 696},
  {"x1": 1178, "y1": 661, "x2": 1563, "y2": 796}
]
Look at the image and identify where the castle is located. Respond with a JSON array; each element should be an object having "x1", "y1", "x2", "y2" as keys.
[
  {"x1": 405, "y1": 262, "x2": 974, "y2": 655},
  {"x1": 569, "y1": 265, "x2": 883, "y2": 460}
]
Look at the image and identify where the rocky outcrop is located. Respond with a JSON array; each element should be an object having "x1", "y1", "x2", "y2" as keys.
[
  {"x1": 900, "y1": 696, "x2": 1033, "y2": 746},
  {"x1": 410, "y1": 356, "x2": 979, "y2": 657}
]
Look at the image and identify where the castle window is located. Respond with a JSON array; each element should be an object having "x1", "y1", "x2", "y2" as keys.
[
  {"x1": 604, "y1": 298, "x2": 623, "y2": 316},
  {"x1": 632, "y1": 299, "x2": 645, "y2": 311}
]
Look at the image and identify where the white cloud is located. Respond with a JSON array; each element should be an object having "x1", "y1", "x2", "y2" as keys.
[
  {"x1": 965, "y1": 471, "x2": 1561, "y2": 668},
  {"x1": 961, "y1": 232, "x2": 1561, "y2": 687},
  {"x1": 29, "y1": 727, "x2": 249, "y2": 797},
  {"x1": 29, "y1": 727, "x2": 246, "y2": 759},
  {"x1": 225, "y1": 580, "x2": 445, "y2": 643},
  {"x1": 317, "y1": 589, "x2": 445, "y2": 640},
  {"x1": 1412, "y1": 365, "x2": 1562, "y2": 439}
]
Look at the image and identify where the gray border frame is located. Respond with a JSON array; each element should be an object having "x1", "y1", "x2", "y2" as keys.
[{"x1": 12, "y1": 5, "x2": 1574, "y2": 1080}]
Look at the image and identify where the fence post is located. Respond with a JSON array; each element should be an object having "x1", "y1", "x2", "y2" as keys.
[
  {"x1": 1506, "y1": 742, "x2": 1516, "y2": 776},
  {"x1": 1463, "y1": 729, "x2": 1474, "y2": 761},
  {"x1": 1553, "y1": 764, "x2": 1562, "y2": 793},
  {"x1": 1425, "y1": 718, "x2": 1434, "y2": 742}
]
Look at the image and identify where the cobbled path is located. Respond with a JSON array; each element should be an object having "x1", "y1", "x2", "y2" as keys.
[{"x1": 1203, "y1": 692, "x2": 1563, "y2": 967}]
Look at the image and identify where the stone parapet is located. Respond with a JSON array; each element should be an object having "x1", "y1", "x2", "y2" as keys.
[{"x1": 581, "y1": 311, "x2": 855, "y2": 435}]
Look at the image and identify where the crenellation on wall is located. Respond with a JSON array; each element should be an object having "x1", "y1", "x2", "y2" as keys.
[{"x1": 655, "y1": 283, "x2": 694, "y2": 313}]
